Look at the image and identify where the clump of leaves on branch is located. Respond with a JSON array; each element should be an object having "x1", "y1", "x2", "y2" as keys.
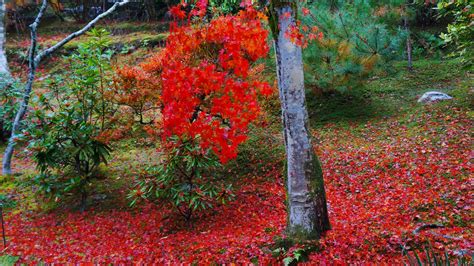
[
  {"x1": 300, "y1": 0, "x2": 404, "y2": 93},
  {"x1": 0, "y1": 78, "x2": 22, "y2": 142},
  {"x1": 437, "y1": 1, "x2": 473, "y2": 68},
  {"x1": 208, "y1": 0, "x2": 246, "y2": 15},
  {"x1": 123, "y1": 3, "x2": 273, "y2": 220},
  {"x1": 24, "y1": 29, "x2": 116, "y2": 210}
]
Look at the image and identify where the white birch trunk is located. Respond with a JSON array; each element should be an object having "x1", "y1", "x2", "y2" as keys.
[
  {"x1": 0, "y1": 0, "x2": 9, "y2": 78},
  {"x1": 273, "y1": 4, "x2": 330, "y2": 239}
]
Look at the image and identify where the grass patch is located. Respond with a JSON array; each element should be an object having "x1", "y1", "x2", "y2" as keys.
[{"x1": 307, "y1": 58, "x2": 472, "y2": 127}]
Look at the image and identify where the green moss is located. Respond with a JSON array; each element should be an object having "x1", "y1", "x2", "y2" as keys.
[
  {"x1": 307, "y1": 152, "x2": 324, "y2": 195},
  {"x1": 284, "y1": 149, "x2": 330, "y2": 241},
  {"x1": 286, "y1": 224, "x2": 320, "y2": 242},
  {"x1": 307, "y1": 58, "x2": 471, "y2": 127}
]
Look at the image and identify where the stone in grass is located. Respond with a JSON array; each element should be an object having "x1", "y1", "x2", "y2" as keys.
[{"x1": 418, "y1": 91, "x2": 453, "y2": 103}]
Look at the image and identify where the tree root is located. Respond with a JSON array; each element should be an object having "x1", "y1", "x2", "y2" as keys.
[{"x1": 412, "y1": 223, "x2": 444, "y2": 235}]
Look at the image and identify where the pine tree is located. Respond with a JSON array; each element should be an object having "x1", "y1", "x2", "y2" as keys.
[{"x1": 302, "y1": 0, "x2": 404, "y2": 93}]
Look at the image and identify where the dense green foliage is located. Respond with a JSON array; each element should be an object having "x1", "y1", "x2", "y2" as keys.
[
  {"x1": 438, "y1": 1, "x2": 473, "y2": 68},
  {"x1": 0, "y1": 77, "x2": 21, "y2": 142},
  {"x1": 208, "y1": 0, "x2": 241, "y2": 14},
  {"x1": 24, "y1": 29, "x2": 115, "y2": 209},
  {"x1": 302, "y1": 0, "x2": 404, "y2": 93}
]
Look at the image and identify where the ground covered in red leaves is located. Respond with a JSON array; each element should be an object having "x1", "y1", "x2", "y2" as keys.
[
  {"x1": 2, "y1": 102, "x2": 471, "y2": 264},
  {"x1": 6, "y1": 176, "x2": 286, "y2": 264},
  {"x1": 312, "y1": 106, "x2": 472, "y2": 263}
]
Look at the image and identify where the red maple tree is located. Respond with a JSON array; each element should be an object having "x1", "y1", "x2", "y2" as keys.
[{"x1": 114, "y1": 4, "x2": 273, "y2": 163}]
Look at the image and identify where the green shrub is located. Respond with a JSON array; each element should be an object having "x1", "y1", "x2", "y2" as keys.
[
  {"x1": 412, "y1": 32, "x2": 445, "y2": 58},
  {"x1": 24, "y1": 29, "x2": 115, "y2": 210},
  {"x1": 438, "y1": 1, "x2": 473, "y2": 68},
  {"x1": 0, "y1": 77, "x2": 22, "y2": 143},
  {"x1": 208, "y1": 0, "x2": 242, "y2": 15}
]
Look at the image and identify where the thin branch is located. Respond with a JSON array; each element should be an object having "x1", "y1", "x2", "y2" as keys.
[
  {"x1": 337, "y1": 12, "x2": 350, "y2": 39},
  {"x1": 34, "y1": 0, "x2": 130, "y2": 66},
  {"x1": 28, "y1": 0, "x2": 49, "y2": 70}
]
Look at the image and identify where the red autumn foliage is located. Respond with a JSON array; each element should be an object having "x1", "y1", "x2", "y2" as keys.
[
  {"x1": 111, "y1": 66, "x2": 159, "y2": 125},
  {"x1": 285, "y1": 14, "x2": 324, "y2": 48},
  {"x1": 4, "y1": 105, "x2": 472, "y2": 264},
  {"x1": 114, "y1": 6, "x2": 272, "y2": 163}
]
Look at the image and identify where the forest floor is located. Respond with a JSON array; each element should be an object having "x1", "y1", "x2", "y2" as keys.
[{"x1": 0, "y1": 24, "x2": 473, "y2": 264}]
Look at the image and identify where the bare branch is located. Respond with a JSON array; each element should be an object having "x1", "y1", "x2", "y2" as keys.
[
  {"x1": 34, "y1": 0, "x2": 130, "y2": 66},
  {"x1": 28, "y1": 0, "x2": 48, "y2": 70}
]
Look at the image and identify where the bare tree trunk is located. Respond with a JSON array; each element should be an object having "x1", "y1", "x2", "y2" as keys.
[
  {"x1": 144, "y1": 0, "x2": 157, "y2": 21},
  {"x1": 2, "y1": 0, "x2": 129, "y2": 175},
  {"x1": 81, "y1": 0, "x2": 91, "y2": 22},
  {"x1": 0, "y1": 0, "x2": 11, "y2": 144},
  {"x1": 0, "y1": 0, "x2": 9, "y2": 77},
  {"x1": 404, "y1": 12, "x2": 413, "y2": 71},
  {"x1": 271, "y1": 4, "x2": 330, "y2": 239}
]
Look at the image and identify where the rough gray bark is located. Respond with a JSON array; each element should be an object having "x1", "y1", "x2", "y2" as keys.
[
  {"x1": 0, "y1": 0, "x2": 9, "y2": 77},
  {"x1": 272, "y1": 4, "x2": 330, "y2": 239},
  {"x1": 2, "y1": 0, "x2": 129, "y2": 175}
]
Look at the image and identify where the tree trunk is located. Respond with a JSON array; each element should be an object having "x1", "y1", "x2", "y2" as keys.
[
  {"x1": 0, "y1": 0, "x2": 11, "y2": 144},
  {"x1": 2, "y1": 0, "x2": 129, "y2": 175},
  {"x1": 144, "y1": 0, "x2": 157, "y2": 21},
  {"x1": 0, "y1": 0, "x2": 9, "y2": 77},
  {"x1": 81, "y1": 0, "x2": 90, "y2": 22},
  {"x1": 272, "y1": 4, "x2": 330, "y2": 239},
  {"x1": 404, "y1": 15, "x2": 413, "y2": 71},
  {"x1": 3, "y1": 72, "x2": 37, "y2": 175}
]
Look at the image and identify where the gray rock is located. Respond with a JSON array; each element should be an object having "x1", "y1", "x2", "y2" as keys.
[{"x1": 418, "y1": 91, "x2": 452, "y2": 103}]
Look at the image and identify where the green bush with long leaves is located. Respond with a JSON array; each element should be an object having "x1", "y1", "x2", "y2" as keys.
[
  {"x1": 0, "y1": 77, "x2": 22, "y2": 142},
  {"x1": 24, "y1": 29, "x2": 115, "y2": 210}
]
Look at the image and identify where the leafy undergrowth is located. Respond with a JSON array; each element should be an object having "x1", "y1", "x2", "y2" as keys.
[{"x1": 2, "y1": 100, "x2": 472, "y2": 264}]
